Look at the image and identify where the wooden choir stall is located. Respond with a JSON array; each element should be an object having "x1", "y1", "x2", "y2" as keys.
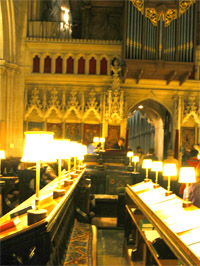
[
  {"x1": 0, "y1": 168, "x2": 97, "y2": 266},
  {"x1": 124, "y1": 181, "x2": 200, "y2": 266}
]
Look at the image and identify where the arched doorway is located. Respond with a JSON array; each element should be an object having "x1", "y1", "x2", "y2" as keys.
[{"x1": 127, "y1": 99, "x2": 172, "y2": 160}]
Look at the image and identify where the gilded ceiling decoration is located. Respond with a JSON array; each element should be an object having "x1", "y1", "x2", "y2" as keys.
[
  {"x1": 130, "y1": 0, "x2": 144, "y2": 14},
  {"x1": 130, "y1": 0, "x2": 195, "y2": 26},
  {"x1": 179, "y1": 0, "x2": 196, "y2": 16}
]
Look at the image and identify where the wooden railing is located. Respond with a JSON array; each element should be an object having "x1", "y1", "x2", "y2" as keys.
[
  {"x1": 0, "y1": 169, "x2": 85, "y2": 265},
  {"x1": 125, "y1": 181, "x2": 200, "y2": 266}
]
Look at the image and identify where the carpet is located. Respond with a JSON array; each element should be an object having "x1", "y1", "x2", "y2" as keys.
[{"x1": 64, "y1": 220, "x2": 97, "y2": 266}]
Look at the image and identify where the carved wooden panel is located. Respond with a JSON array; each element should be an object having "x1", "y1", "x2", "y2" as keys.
[
  {"x1": 106, "y1": 125, "x2": 120, "y2": 149},
  {"x1": 83, "y1": 124, "x2": 100, "y2": 146},
  {"x1": 47, "y1": 123, "x2": 62, "y2": 139},
  {"x1": 181, "y1": 127, "x2": 195, "y2": 151},
  {"x1": 65, "y1": 123, "x2": 82, "y2": 142}
]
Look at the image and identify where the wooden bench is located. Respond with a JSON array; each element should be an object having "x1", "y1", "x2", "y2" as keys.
[{"x1": 63, "y1": 219, "x2": 97, "y2": 266}]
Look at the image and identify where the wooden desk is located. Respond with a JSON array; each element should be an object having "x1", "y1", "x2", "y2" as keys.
[
  {"x1": 0, "y1": 169, "x2": 85, "y2": 265},
  {"x1": 125, "y1": 181, "x2": 200, "y2": 266}
]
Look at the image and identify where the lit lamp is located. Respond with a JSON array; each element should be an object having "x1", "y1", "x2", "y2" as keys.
[
  {"x1": 53, "y1": 140, "x2": 70, "y2": 199},
  {"x1": 77, "y1": 144, "x2": 87, "y2": 170},
  {"x1": 151, "y1": 161, "x2": 163, "y2": 188},
  {"x1": 93, "y1": 137, "x2": 99, "y2": 143},
  {"x1": 21, "y1": 131, "x2": 56, "y2": 225},
  {"x1": 163, "y1": 163, "x2": 177, "y2": 196},
  {"x1": 179, "y1": 167, "x2": 196, "y2": 208},
  {"x1": 142, "y1": 159, "x2": 152, "y2": 182},
  {"x1": 100, "y1": 137, "x2": 105, "y2": 150},
  {"x1": 127, "y1": 151, "x2": 134, "y2": 167},
  {"x1": 70, "y1": 141, "x2": 80, "y2": 173},
  {"x1": 0, "y1": 150, "x2": 5, "y2": 176},
  {"x1": 132, "y1": 156, "x2": 139, "y2": 173},
  {"x1": 93, "y1": 137, "x2": 100, "y2": 152}
]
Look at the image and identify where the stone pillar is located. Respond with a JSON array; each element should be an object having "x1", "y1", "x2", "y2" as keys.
[
  {"x1": 0, "y1": 67, "x2": 6, "y2": 149},
  {"x1": 85, "y1": 56, "x2": 89, "y2": 75},
  {"x1": 74, "y1": 57, "x2": 78, "y2": 74}
]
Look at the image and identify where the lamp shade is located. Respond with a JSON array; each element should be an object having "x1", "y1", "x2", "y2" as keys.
[
  {"x1": 127, "y1": 151, "x2": 134, "y2": 158},
  {"x1": 132, "y1": 156, "x2": 139, "y2": 163},
  {"x1": 142, "y1": 159, "x2": 152, "y2": 169},
  {"x1": 53, "y1": 139, "x2": 70, "y2": 159},
  {"x1": 100, "y1": 137, "x2": 105, "y2": 143},
  {"x1": 163, "y1": 163, "x2": 177, "y2": 176},
  {"x1": 77, "y1": 144, "x2": 87, "y2": 159},
  {"x1": 0, "y1": 150, "x2": 5, "y2": 159},
  {"x1": 179, "y1": 167, "x2": 196, "y2": 183},
  {"x1": 70, "y1": 141, "x2": 81, "y2": 157},
  {"x1": 21, "y1": 131, "x2": 56, "y2": 162},
  {"x1": 151, "y1": 161, "x2": 163, "y2": 172},
  {"x1": 93, "y1": 137, "x2": 99, "y2": 143}
]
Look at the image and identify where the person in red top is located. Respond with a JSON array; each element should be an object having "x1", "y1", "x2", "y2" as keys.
[{"x1": 179, "y1": 149, "x2": 199, "y2": 196}]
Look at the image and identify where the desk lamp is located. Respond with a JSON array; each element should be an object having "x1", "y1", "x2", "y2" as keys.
[
  {"x1": 151, "y1": 161, "x2": 163, "y2": 188},
  {"x1": 70, "y1": 141, "x2": 79, "y2": 173},
  {"x1": 77, "y1": 144, "x2": 87, "y2": 170},
  {"x1": 179, "y1": 167, "x2": 196, "y2": 208},
  {"x1": 0, "y1": 150, "x2": 5, "y2": 176},
  {"x1": 132, "y1": 156, "x2": 139, "y2": 173},
  {"x1": 93, "y1": 137, "x2": 99, "y2": 143},
  {"x1": 93, "y1": 137, "x2": 100, "y2": 152},
  {"x1": 100, "y1": 137, "x2": 105, "y2": 150},
  {"x1": 163, "y1": 163, "x2": 177, "y2": 196},
  {"x1": 142, "y1": 159, "x2": 152, "y2": 182},
  {"x1": 21, "y1": 131, "x2": 55, "y2": 225},
  {"x1": 127, "y1": 151, "x2": 134, "y2": 167},
  {"x1": 53, "y1": 139, "x2": 70, "y2": 199}
]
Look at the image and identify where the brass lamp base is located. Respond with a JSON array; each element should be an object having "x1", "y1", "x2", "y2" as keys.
[
  {"x1": 144, "y1": 178, "x2": 151, "y2": 183},
  {"x1": 53, "y1": 189, "x2": 66, "y2": 199},
  {"x1": 64, "y1": 179, "x2": 73, "y2": 186},
  {"x1": 71, "y1": 173, "x2": 78, "y2": 179},
  {"x1": 76, "y1": 169, "x2": 83, "y2": 174},
  {"x1": 165, "y1": 190, "x2": 173, "y2": 196},
  {"x1": 182, "y1": 201, "x2": 192, "y2": 208},
  {"x1": 27, "y1": 208, "x2": 47, "y2": 226},
  {"x1": 153, "y1": 183, "x2": 160, "y2": 189}
]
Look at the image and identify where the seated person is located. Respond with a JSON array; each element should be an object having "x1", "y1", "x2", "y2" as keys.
[
  {"x1": 183, "y1": 163, "x2": 200, "y2": 208},
  {"x1": 143, "y1": 148, "x2": 158, "y2": 161},
  {"x1": 88, "y1": 142, "x2": 99, "y2": 155},
  {"x1": 112, "y1": 137, "x2": 125, "y2": 150}
]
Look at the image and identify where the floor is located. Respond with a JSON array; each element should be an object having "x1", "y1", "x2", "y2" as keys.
[
  {"x1": 97, "y1": 228, "x2": 129, "y2": 266},
  {"x1": 94, "y1": 217, "x2": 130, "y2": 266}
]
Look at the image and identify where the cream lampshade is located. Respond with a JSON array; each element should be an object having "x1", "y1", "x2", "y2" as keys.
[
  {"x1": 93, "y1": 137, "x2": 99, "y2": 143},
  {"x1": 70, "y1": 141, "x2": 80, "y2": 173},
  {"x1": 21, "y1": 131, "x2": 56, "y2": 225},
  {"x1": 100, "y1": 137, "x2": 105, "y2": 150},
  {"x1": 142, "y1": 159, "x2": 152, "y2": 182},
  {"x1": 53, "y1": 139, "x2": 70, "y2": 198},
  {"x1": 132, "y1": 156, "x2": 139, "y2": 173},
  {"x1": 0, "y1": 150, "x2": 5, "y2": 176},
  {"x1": 179, "y1": 167, "x2": 196, "y2": 208},
  {"x1": 77, "y1": 144, "x2": 87, "y2": 169},
  {"x1": 127, "y1": 151, "x2": 134, "y2": 167},
  {"x1": 151, "y1": 161, "x2": 163, "y2": 188},
  {"x1": 163, "y1": 163, "x2": 177, "y2": 196}
]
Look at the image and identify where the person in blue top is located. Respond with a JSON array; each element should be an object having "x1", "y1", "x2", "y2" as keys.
[{"x1": 88, "y1": 142, "x2": 99, "y2": 155}]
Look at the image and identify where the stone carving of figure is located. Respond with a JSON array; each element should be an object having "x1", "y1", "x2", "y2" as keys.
[{"x1": 111, "y1": 59, "x2": 121, "y2": 90}]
